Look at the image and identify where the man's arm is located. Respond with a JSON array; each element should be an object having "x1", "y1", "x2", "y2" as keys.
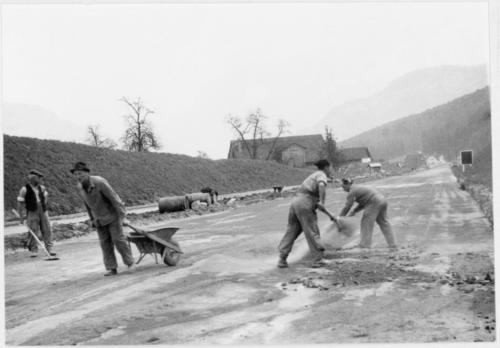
[
  {"x1": 99, "y1": 179, "x2": 126, "y2": 219},
  {"x1": 84, "y1": 202, "x2": 95, "y2": 224},
  {"x1": 16, "y1": 187, "x2": 26, "y2": 224},
  {"x1": 339, "y1": 193, "x2": 355, "y2": 217},
  {"x1": 318, "y1": 182, "x2": 327, "y2": 206},
  {"x1": 348, "y1": 204, "x2": 363, "y2": 216}
]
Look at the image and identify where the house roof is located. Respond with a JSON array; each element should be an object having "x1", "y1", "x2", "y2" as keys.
[
  {"x1": 228, "y1": 134, "x2": 324, "y2": 162},
  {"x1": 338, "y1": 147, "x2": 372, "y2": 162}
]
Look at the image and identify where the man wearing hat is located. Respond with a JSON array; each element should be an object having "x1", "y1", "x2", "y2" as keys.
[
  {"x1": 339, "y1": 178, "x2": 397, "y2": 250},
  {"x1": 71, "y1": 162, "x2": 135, "y2": 276},
  {"x1": 17, "y1": 169, "x2": 55, "y2": 257},
  {"x1": 277, "y1": 159, "x2": 335, "y2": 268}
]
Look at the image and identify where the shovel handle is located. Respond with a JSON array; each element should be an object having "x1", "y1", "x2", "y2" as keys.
[{"x1": 317, "y1": 204, "x2": 338, "y2": 224}]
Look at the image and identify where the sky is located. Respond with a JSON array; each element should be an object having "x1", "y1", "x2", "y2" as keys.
[{"x1": 0, "y1": 1, "x2": 491, "y2": 159}]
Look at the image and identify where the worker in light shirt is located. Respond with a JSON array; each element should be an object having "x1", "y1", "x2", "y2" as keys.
[
  {"x1": 339, "y1": 178, "x2": 397, "y2": 250},
  {"x1": 277, "y1": 159, "x2": 335, "y2": 268}
]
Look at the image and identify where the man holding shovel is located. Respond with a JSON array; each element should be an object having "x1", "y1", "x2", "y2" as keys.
[
  {"x1": 339, "y1": 178, "x2": 397, "y2": 250},
  {"x1": 16, "y1": 169, "x2": 56, "y2": 258},
  {"x1": 71, "y1": 162, "x2": 135, "y2": 276},
  {"x1": 277, "y1": 159, "x2": 336, "y2": 268}
]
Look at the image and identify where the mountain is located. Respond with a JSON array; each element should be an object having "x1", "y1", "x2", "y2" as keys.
[
  {"x1": 308, "y1": 65, "x2": 488, "y2": 140},
  {"x1": 339, "y1": 87, "x2": 491, "y2": 185},
  {"x1": 1, "y1": 103, "x2": 86, "y2": 143}
]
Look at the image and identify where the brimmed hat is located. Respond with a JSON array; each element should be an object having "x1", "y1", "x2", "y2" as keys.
[
  {"x1": 29, "y1": 169, "x2": 44, "y2": 178},
  {"x1": 314, "y1": 159, "x2": 330, "y2": 169},
  {"x1": 70, "y1": 162, "x2": 90, "y2": 174}
]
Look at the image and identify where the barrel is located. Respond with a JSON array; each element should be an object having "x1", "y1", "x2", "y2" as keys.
[
  {"x1": 158, "y1": 196, "x2": 189, "y2": 214},
  {"x1": 186, "y1": 192, "x2": 211, "y2": 206}
]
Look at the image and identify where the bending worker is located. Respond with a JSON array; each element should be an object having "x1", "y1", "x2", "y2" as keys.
[
  {"x1": 339, "y1": 178, "x2": 397, "y2": 250},
  {"x1": 71, "y1": 162, "x2": 135, "y2": 276},
  {"x1": 277, "y1": 159, "x2": 334, "y2": 268}
]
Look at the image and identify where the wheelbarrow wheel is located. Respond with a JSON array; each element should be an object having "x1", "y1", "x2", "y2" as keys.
[{"x1": 163, "y1": 239, "x2": 181, "y2": 266}]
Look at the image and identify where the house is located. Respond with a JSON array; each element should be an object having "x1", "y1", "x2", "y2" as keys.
[
  {"x1": 227, "y1": 134, "x2": 324, "y2": 167},
  {"x1": 337, "y1": 147, "x2": 372, "y2": 165},
  {"x1": 368, "y1": 162, "x2": 382, "y2": 172}
]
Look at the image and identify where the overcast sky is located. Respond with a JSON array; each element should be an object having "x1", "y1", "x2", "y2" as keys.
[{"x1": 1, "y1": 1, "x2": 490, "y2": 159}]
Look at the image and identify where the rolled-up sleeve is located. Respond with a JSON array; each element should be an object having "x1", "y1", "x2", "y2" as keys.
[{"x1": 17, "y1": 187, "x2": 27, "y2": 202}]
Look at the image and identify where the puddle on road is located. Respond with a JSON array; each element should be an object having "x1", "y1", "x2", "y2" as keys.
[
  {"x1": 342, "y1": 282, "x2": 394, "y2": 306},
  {"x1": 409, "y1": 256, "x2": 450, "y2": 275},
  {"x1": 276, "y1": 283, "x2": 317, "y2": 310},
  {"x1": 440, "y1": 284, "x2": 454, "y2": 296}
]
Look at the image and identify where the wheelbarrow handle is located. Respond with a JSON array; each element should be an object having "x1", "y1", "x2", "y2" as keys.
[{"x1": 123, "y1": 221, "x2": 147, "y2": 235}]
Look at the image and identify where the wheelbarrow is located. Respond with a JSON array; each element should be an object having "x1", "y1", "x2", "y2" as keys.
[{"x1": 124, "y1": 222, "x2": 183, "y2": 266}]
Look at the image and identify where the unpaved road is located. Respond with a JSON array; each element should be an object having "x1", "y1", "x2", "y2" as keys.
[{"x1": 4, "y1": 165, "x2": 495, "y2": 344}]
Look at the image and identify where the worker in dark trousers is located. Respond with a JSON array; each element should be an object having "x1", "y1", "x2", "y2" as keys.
[
  {"x1": 17, "y1": 169, "x2": 56, "y2": 257},
  {"x1": 277, "y1": 159, "x2": 334, "y2": 268},
  {"x1": 339, "y1": 178, "x2": 397, "y2": 250},
  {"x1": 71, "y1": 162, "x2": 135, "y2": 276}
]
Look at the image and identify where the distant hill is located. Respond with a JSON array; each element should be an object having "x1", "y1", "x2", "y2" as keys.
[
  {"x1": 2, "y1": 103, "x2": 87, "y2": 143},
  {"x1": 308, "y1": 65, "x2": 488, "y2": 140},
  {"x1": 3, "y1": 136, "x2": 313, "y2": 216},
  {"x1": 340, "y1": 87, "x2": 492, "y2": 186}
]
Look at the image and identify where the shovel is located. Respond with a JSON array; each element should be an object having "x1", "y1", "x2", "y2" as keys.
[
  {"x1": 316, "y1": 204, "x2": 357, "y2": 237},
  {"x1": 25, "y1": 225, "x2": 60, "y2": 261},
  {"x1": 12, "y1": 209, "x2": 59, "y2": 261}
]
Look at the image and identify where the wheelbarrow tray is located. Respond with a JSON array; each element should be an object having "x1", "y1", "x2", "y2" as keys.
[
  {"x1": 126, "y1": 225, "x2": 183, "y2": 265},
  {"x1": 127, "y1": 226, "x2": 182, "y2": 253}
]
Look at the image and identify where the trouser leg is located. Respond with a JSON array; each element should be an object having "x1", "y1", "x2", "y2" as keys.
[
  {"x1": 97, "y1": 224, "x2": 118, "y2": 270},
  {"x1": 295, "y1": 197, "x2": 324, "y2": 261},
  {"x1": 359, "y1": 202, "x2": 380, "y2": 248},
  {"x1": 39, "y1": 209, "x2": 53, "y2": 250},
  {"x1": 376, "y1": 201, "x2": 397, "y2": 248},
  {"x1": 108, "y1": 219, "x2": 135, "y2": 266},
  {"x1": 26, "y1": 211, "x2": 41, "y2": 252},
  {"x1": 278, "y1": 205, "x2": 302, "y2": 259}
]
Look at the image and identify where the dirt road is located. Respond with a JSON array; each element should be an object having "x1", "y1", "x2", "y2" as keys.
[{"x1": 4, "y1": 165, "x2": 495, "y2": 344}]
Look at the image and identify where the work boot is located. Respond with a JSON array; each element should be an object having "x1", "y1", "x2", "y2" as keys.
[
  {"x1": 277, "y1": 256, "x2": 288, "y2": 268},
  {"x1": 104, "y1": 269, "x2": 118, "y2": 277},
  {"x1": 30, "y1": 250, "x2": 38, "y2": 258}
]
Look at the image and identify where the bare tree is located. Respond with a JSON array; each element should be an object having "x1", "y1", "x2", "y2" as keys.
[
  {"x1": 120, "y1": 97, "x2": 161, "y2": 152},
  {"x1": 86, "y1": 124, "x2": 117, "y2": 149},
  {"x1": 227, "y1": 108, "x2": 289, "y2": 160}
]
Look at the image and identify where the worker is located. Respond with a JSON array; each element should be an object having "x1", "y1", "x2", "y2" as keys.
[
  {"x1": 339, "y1": 178, "x2": 397, "y2": 250},
  {"x1": 277, "y1": 159, "x2": 335, "y2": 268},
  {"x1": 16, "y1": 169, "x2": 56, "y2": 257},
  {"x1": 70, "y1": 162, "x2": 135, "y2": 276}
]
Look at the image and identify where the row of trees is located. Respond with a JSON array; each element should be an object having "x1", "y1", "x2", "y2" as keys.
[{"x1": 89, "y1": 98, "x2": 343, "y2": 167}]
